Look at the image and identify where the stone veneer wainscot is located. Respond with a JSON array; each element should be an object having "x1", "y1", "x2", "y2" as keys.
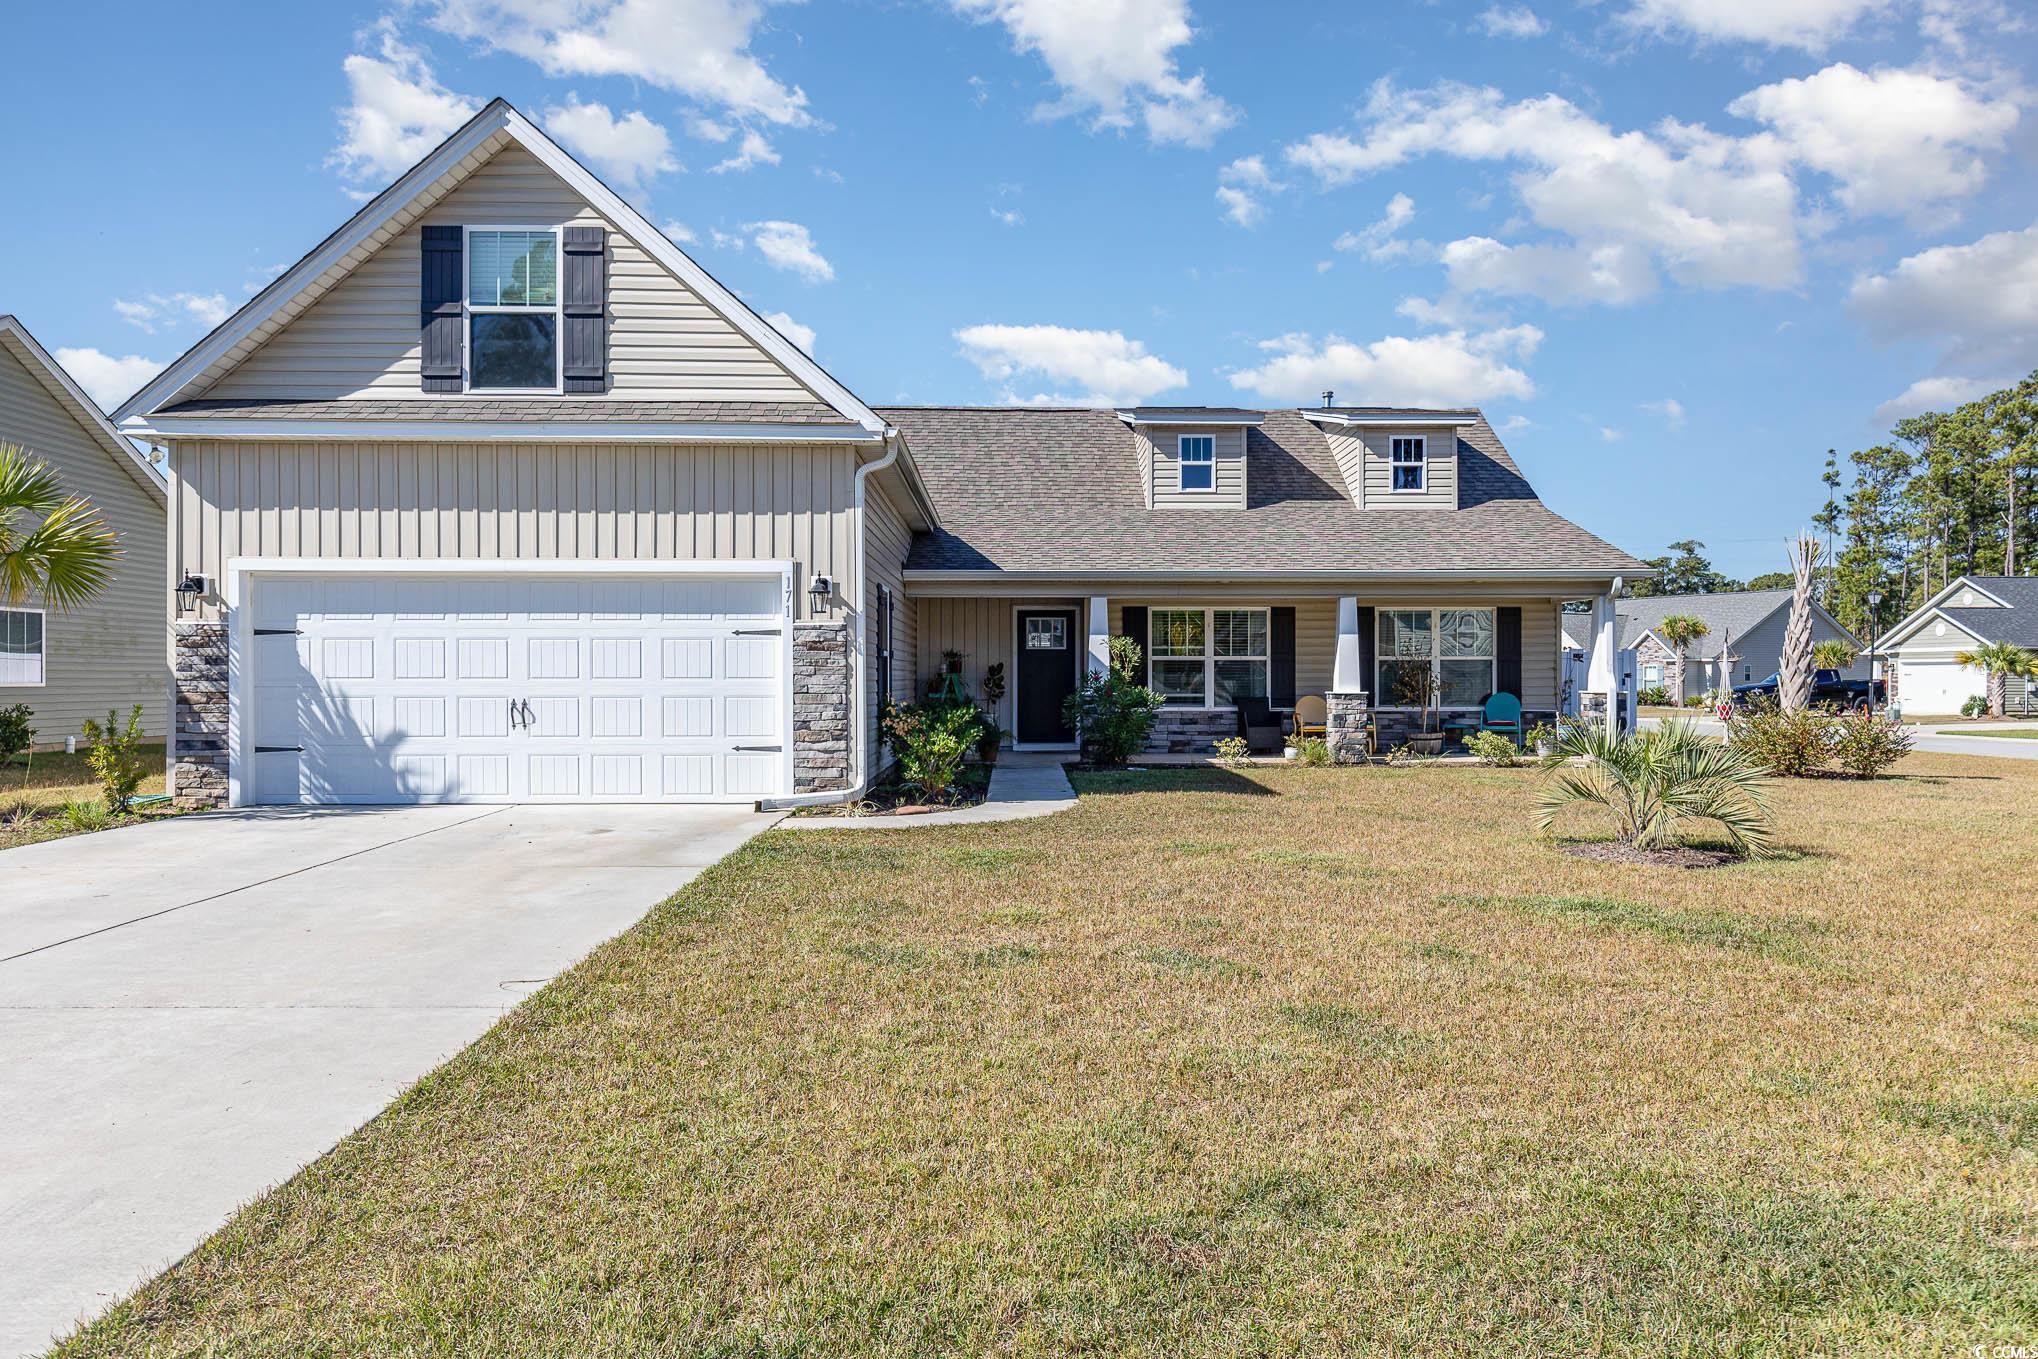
[
  {"x1": 791, "y1": 621, "x2": 851, "y2": 791},
  {"x1": 172, "y1": 621, "x2": 230, "y2": 808}
]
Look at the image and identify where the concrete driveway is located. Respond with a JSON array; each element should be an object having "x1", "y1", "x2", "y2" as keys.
[{"x1": 0, "y1": 802, "x2": 779, "y2": 1358}]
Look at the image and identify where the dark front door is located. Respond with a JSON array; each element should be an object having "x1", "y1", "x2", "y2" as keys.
[{"x1": 1015, "y1": 608, "x2": 1079, "y2": 744}]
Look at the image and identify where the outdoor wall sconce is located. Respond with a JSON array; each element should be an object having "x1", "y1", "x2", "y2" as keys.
[
  {"x1": 807, "y1": 575, "x2": 835, "y2": 614},
  {"x1": 175, "y1": 574, "x2": 206, "y2": 615}
]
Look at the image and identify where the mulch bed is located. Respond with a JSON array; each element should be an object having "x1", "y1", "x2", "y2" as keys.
[
  {"x1": 1560, "y1": 842, "x2": 1743, "y2": 869},
  {"x1": 791, "y1": 763, "x2": 993, "y2": 818}
]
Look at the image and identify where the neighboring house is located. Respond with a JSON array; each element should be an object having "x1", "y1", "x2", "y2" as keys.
[
  {"x1": 1879, "y1": 576, "x2": 2038, "y2": 715},
  {"x1": 0, "y1": 315, "x2": 168, "y2": 744},
  {"x1": 1616, "y1": 589, "x2": 1866, "y2": 699},
  {"x1": 116, "y1": 98, "x2": 1643, "y2": 809}
]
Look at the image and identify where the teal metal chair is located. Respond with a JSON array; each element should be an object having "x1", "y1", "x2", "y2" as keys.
[{"x1": 1480, "y1": 692, "x2": 1524, "y2": 745}]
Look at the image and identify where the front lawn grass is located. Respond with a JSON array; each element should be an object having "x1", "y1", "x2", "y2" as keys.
[
  {"x1": 56, "y1": 753, "x2": 2038, "y2": 1357},
  {"x1": 0, "y1": 743, "x2": 169, "y2": 851}
]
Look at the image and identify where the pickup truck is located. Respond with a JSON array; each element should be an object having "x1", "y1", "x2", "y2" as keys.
[{"x1": 1730, "y1": 668, "x2": 1885, "y2": 711}]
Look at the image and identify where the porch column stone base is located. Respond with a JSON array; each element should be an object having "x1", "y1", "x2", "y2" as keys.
[
  {"x1": 1145, "y1": 708, "x2": 1235, "y2": 754},
  {"x1": 1326, "y1": 690, "x2": 1371, "y2": 764},
  {"x1": 1580, "y1": 691, "x2": 1610, "y2": 727},
  {"x1": 792, "y1": 620, "x2": 852, "y2": 792},
  {"x1": 173, "y1": 621, "x2": 230, "y2": 809}
]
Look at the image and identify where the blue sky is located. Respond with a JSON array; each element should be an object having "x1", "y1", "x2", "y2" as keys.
[{"x1": 4, "y1": 0, "x2": 2034, "y2": 580}]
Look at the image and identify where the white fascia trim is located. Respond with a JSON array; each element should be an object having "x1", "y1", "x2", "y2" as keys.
[
  {"x1": 1300, "y1": 411, "x2": 1481, "y2": 428},
  {"x1": 1881, "y1": 577, "x2": 2009, "y2": 646},
  {"x1": 127, "y1": 417, "x2": 880, "y2": 444},
  {"x1": 1114, "y1": 411, "x2": 1265, "y2": 427},
  {"x1": 0, "y1": 316, "x2": 167, "y2": 502},
  {"x1": 1880, "y1": 606, "x2": 1990, "y2": 651}
]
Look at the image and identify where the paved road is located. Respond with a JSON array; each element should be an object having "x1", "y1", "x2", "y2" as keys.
[
  {"x1": 1642, "y1": 714, "x2": 2038, "y2": 761},
  {"x1": 0, "y1": 803, "x2": 779, "y2": 1358}
]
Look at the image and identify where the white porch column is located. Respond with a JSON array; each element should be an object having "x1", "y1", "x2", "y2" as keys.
[
  {"x1": 1585, "y1": 591, "x2": 1618, "y2": 732},
  {"x1": 1333, "y1": 597, "x2": 1364, "y2": 691},
  {"x1": 1086, "y1": 596, "x2": 1110, "y2": 677}
]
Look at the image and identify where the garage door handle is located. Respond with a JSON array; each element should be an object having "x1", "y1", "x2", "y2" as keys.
[
  {"x1": 254, "y1": 745, "x2": 303, "y2": 753},
  {"x1": 734, "y1": 744, "x2": 782, "y2": 752},
  {"x1": 253, "y1": 628, "x2": 301, "y2": 636},
  {"x1": 733, "y1": 628, "x2": 782, "y2": 636}
]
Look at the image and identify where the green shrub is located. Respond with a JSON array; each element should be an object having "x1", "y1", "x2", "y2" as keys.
[
  {"x1": 1961, "y1": 694, "x2": 1989, "y2": 718},
  {"x1": 1726, "y1": 698, "x2": 1835, "y2": 778},
  {"x1": 0, "y1": 703, "x2": 33, "y2": 765},
  {"x1": 1684, "y1": 694, "x2": 1712, "y2": 708},
  {"x1": 1464, "y1": 730, "x2": 1520, "y2": 766},
  {"x1": 1213, "y1": 736, "x2": 1251, "y2": 767},
  {"x1": 1294, "y1": 736, "x2": 1331, "y2": 767},
  {"x1": 59, "y1": 798, "x2": 113, "y2": 833},
  {"x1": 1063, "y1": 635, "x2": 1164, "y2": 767},
  {"x1": 80, "y1": 704, "x2": 149, "y2": 812},
  {"x1": 1830, "y1": 709, "x2": 1914, "y2": 779},
  {"x1": 882, "y1": 700, "x2": 980, "y2": 801},
  {"x1": 1637, "y1": 685, "x2": 1671, "y2": 707}
]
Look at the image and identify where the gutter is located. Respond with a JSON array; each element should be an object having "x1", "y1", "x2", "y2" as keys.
[{"x1": 758, "y1": 426, "x2": 906, "y2": 810}]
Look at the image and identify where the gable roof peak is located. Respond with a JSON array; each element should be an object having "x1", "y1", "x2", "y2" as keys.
[{"x1": 0, "y1": 314, "x2": 166, "y2": 503}]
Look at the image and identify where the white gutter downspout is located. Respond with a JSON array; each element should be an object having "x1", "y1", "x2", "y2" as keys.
[{"x1": 760, "y1": 425, "x2": 904, "y2": 810}]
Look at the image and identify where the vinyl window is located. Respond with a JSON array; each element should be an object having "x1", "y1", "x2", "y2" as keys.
[
  {"x1": 1377, "y1": 607, "x2": 1495, "y2": 708},
  {"x1": 1178, "y1": 435, "x2": 1215, "y2": 492},
  {"x1": 466, "y1": 228, "x2": 560, "y2": 392},
  {"x1": 1390, "y1": 436, "x2": 1426, "y2": 492},
  {"x1": 0, "y1": 608, "x2": 45, "y2": 686},
  {"x1": 1150, "y1": 607, "x2": 1268, "y2": 707}
]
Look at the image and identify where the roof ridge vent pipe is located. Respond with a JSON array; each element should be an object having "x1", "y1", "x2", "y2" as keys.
[{"x1": 1322, "y1": 390, "x2": 1334, "y2": 409}]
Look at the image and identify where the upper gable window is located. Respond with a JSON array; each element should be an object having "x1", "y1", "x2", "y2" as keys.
[
  {"x1": 1179, "y1": 435, "x2": 1215, "y2": 492},
  {"x1": 1390, "y1": 436, "x2": 1426, "y2": 491},
  {"x1": 467, "y1": 228, "x2": 559, "y2": 391}
]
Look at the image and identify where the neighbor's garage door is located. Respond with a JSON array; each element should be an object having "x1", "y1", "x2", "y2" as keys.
[
  {"x1": 248, "y1": 573, "x2": 786, "y2": 804},
  {"x1": 1897, "y1": 659, "x2": 1983, "y2": 715}
]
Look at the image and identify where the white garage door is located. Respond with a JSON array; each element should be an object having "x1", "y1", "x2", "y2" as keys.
[
  {"x1": 1898, "y1": 659, "x2": 1983, "y2": 715},
  {"x1": 246, "y1": 572, "x2": 787, "y2": 804}
]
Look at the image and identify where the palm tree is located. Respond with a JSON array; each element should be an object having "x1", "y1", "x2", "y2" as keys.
[
  {"x1": 1656, "y1": 614, "x2": 1709, "y2": 704},
  {"x1": 1538, "y1": 719, "x2": 1775, "y2": 857},
  {"x1": 1, "y1": 442, "x2": 119, "y2": 609},
  {"x1": 1811, "y1": 639, "x2": 1857, "y2": 673},
  {"x1": 1953, "y1": 641, "x2": 2038, "y2": 719}
]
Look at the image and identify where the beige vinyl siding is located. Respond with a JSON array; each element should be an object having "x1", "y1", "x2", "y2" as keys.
[
  {"x1": 0, "y1": 346, "x2": 168, "y2": 740},
  {"x1": 169, "y1": 440, "x2": 858, "y2": 621},
  {"x1": 864, "y1": 481, "x2": 919, "y2": 745},
  {"x1": 202, "y1": 146, "x2": 829, "y2": 406},
  {"x1": 912, "y1": 597, "x2": 1066, "y2": 735},
  {"x1": 1321, "y1": 429, "x2": 1366, "y2": 502},
  {"x1": 1148, "y1": 426, "x2": 1246, "y2": 509},
  {"x1": 1350, "y1": 426, "x2": 1459, "y2": 510}
]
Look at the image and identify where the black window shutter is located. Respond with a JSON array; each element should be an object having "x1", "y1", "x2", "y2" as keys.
[
  {"x1": 1270, "y1": 607, "x2": 1297, "y2": 707},
  {"x1": 562, "y1": 226, "x2": 607, "y2": 393},
  {"x1": 1497, "y1": 606, "x2": 1523, "y2": 700},
  {"x1": 420, "y1": 226, "x2": 464, "y2": 392},
  {"x1": 1120, "y1": 606, "x2": 1148, "y2": 680},
  {"x1": 1357, "y1": 606, "x2": 1376, "y2": 696}
]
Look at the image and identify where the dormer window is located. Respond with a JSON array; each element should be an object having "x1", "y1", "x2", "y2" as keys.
[
  {"x1": 1390, "y1": 436, "x2": 1426, "y2": 491},
  {"x1": 467, "y1": 227, "x2": 560, "y2": 391},
  {"x1": 1179, "y1": 435, "x2": 1215, "y2": 492}
]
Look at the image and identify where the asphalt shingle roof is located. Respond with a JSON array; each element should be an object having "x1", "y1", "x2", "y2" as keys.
[
  {"x1": 881, "y1": 405, "x2": 1646, "y2": 576},
  {"x1": 159, "y1": 398, "x2": 855, "y2": 424},
  {"x1": 1615, "y1": 589, "x2": 1803, "y2": 657},
  {"x1": 1941, "y1": 576, "x2": 2038, "y2": 647}
]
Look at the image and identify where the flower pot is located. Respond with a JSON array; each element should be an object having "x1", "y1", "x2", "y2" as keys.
[
  {"x1": 1283, "y1": 745, "x2": 1299, "y2": 761},
  {"x1": 1408, "y1": 732, "x2": 1444, "y2": 756}
]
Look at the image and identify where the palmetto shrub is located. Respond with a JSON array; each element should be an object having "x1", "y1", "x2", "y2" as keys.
[{"x1": 1538, "y1": 719, "x2": 1775, "y2": 857}]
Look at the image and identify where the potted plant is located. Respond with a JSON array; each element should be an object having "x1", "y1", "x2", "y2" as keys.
[
  {"x1": 1526, "y1": 720, "x2": 1558, "y2": 758},
  {"x1": 977, "y1": 663, "x2": 1007, "y2": 762},
  {"x1": 1391, "y1": 661, "x2": 1444, "y2": 756}
]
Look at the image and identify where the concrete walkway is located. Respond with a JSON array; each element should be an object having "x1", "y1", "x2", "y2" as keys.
[
  {"x1": 0, "y1": 803, "x2": 779, "y2": 1359},
  {"x1": 782, "y1": 751, "x2": 1077, "y2": 830}
]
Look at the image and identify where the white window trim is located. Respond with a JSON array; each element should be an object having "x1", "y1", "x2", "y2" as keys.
[
  {"x1": 1148, "y1": 605, "x2": 1270, "y2": 710},
  {"x1": 0, "y1": 605, "x2": 48, "y2": 687},
  {"x1": 1390, "y1": 436, "x2": 1426, "y2": 493},
  {"x1": 464, "y1": 225, "x2": 563, "y2": 395},
  {"x1": 1375, "y1": 606, "x2": 1496, "y2": 711},
  {"x1": 1178, "y1": 434, "x2": 1216, "y2": 493}
]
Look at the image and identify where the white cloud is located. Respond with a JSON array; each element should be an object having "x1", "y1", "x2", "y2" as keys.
[
  {"x1": 1617, "y1": 0, "x2": 1891, "y2": 51},
  {"x1": 1497, "y1": 414, "x2": 1534, "y2": 433},
  {"x1": 1226, "y1": 326, "x2": 1542, "y2": 407},
  {"x1": 990, "y1": 206, "x2": 1025, "y2": 226},
  {"x1": 544, "y1": 97, "x2": 679, "y2": 192},
  {"x1": 1442, "y1": 237, "x2": 1659, "y2": 304},
  {"x1": 329, "y1": 21, "x2": 479, "y2": 188},
  {"x1": 1217, "y1": 155, "x2": 1281, "y2": 227},
  {"x1": 423, "y1": 0, "x2": 811, "y2": 126},
  {"x1": 711, "y1": 228, "x2": 747, "y2": 250},
  {"x1": 950, "y1": 0, "x2": 1237, "y2": 147},
  {"x1": 54, "y1": 347, "x2": 167, "y2": 412},
  {"x1": 1333, "y1": 193, "x2": 1418, "y2": 261},
  {"x1": 662, "y1": 219, "x2": 698, "y2": 244},
  {"x1": 1874, "y1": 374, "x2": 2012, "y2": 422},
  {"x1": 1848, "y1": 223, "x2": 2038, "y2": 368},
  {"x1": 763, "y1": 310, "x2": 816, "y2": 355},
  {"x1": 1643, "y1": 397, "x2": 1687, "y2": 424},
  {"x1": 1285, "y1": 81, "x2": 1801, "y2": 302},
  {"x1": 746, "y1": 220, "x2": 833, "y2": 282},
  {"x1": 113, "y1": 292, "x2": 233, "y2": 333},
  {"x1": 955, "y1": 323, "x2": 1188, "y2": 405},
  {"x1": 1600, "y1": 426, "x2": 1625, "y2": 442},
  {"x1": 1476, "y1": 4, "x2": 1547, "y2": 37},
  {"x1": 687, "y1": 115, "x2": 735, "y2": 142},
  {"x1": 1728, "y1": 64, "x2": 2018, "y2": 220},
  {"x1": 711, "y1": 129, "x2": 781, "y2": 173}
]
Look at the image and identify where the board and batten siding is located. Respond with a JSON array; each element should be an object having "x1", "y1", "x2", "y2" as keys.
[
  {"x1": 169, "y1": 441, "x2": 859, "y2": 621},
  {"x1": 1144, "y1": 426, "x2": 1247, "y2": 508},
  {"x1": 1322, "y1": 426, "x2": 1460, "y2": 510},
  {"x1": 200, "y1": 146, "x2": 829, "y2": 406},
  {"x1": 0, "y1": 344, "x2": 167, "y2": 739}
]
